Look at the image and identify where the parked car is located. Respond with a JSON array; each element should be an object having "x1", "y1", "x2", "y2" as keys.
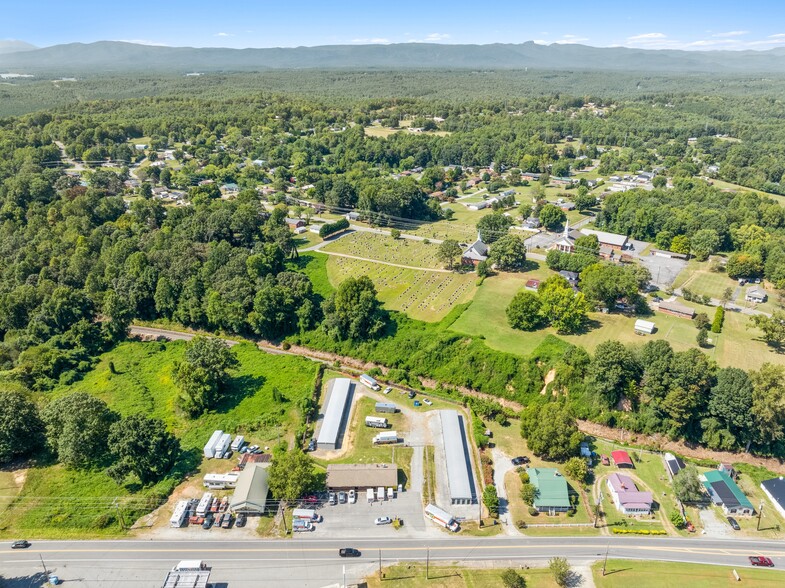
[
  {"x1": 601, "y1": 455, "x2": 610, "y2": 466},
  {"x1": 338, "y1": 491, "x2": 347, "y2": 504},
  {"x1": 307, "y1": 439, "x2": 317, "y2": 452},
  {"x1": 749, "y1": 556, "x2": 774, "y2": 567},
  {"x1": 348, "y1": 489, "x2": 357, "y2": 504},
  {"x1": 221, "y1": 514, "x2": 234, "y2": 529},
  {"x1": 423, "y1": 398, "x2": 433, "y2": 406},
  {"x1": 408, "y1": 391, "x2": 416, "y2": 399},
  {"x1": 202, "y1": 515, "x2": 214, "y2": 529},
  {"x1": 339, "y1": 548, "x2": 361, "y2": 557},
  {"x1": 303, "y1": 495, "x2": 319, "y2": 504},
  {"x1": 651, "y1": 295, "x2": 663, "y2": 302},
  {"x1": 383, "y1": 387, "x2": 392, "y2": 394},
  {"x1": 375, "y1": 516, "x2": 392, "y2": 525},
  {"x1": 727, "y1": 516, "x2": 740, "y2": 531},
  {"x1": 511, "y1": 456, "x2": 529, "y2": 466},
  {"x1": 328, "y1": 492, "x2": 337, "y2": 505},
  {"x1": 249, "y1": 444, "x2": 259, "y2": 452},
  {"x1": 11, "y1": 540, "x2": 30, "y2": 549},
  {"x1": 413, "y1": 400, "x2": 421, "y2": 407},
  {"x1": 235, "y1": 513, "x2": 247, "y2": 527}
]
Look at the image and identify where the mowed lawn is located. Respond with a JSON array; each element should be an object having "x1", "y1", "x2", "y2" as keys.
[
  {"x1": 366, "y1": 564, "x2": 560, "y2": 588},
  {"x1": 324, "y1": 254, "x2": 476, "y2": 322},
  {"x1": 321, "y1": 231, "x2": 443, "y2": 269},
  {"x1": 0, "y1": 341, "x2": 320, "y2": 538},
  {"x1": 594, "y1": 560, "x2": 785, "y2": 587},
  {"x1": 410, "y1": 206, "x2": 494, "y2": 242}
]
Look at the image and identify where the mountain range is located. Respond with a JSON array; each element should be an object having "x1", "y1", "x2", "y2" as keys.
[{"x1": 2, "y1": 40, "x2": 785, "y2": 74}]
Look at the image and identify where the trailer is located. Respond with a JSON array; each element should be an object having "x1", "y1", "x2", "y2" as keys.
[
  {"x1": 292, "y1": 519, "x2": 313, "y2": 532},
  {"x1": 195, "y1": 493, "x2": 213, "y2": 517},
  {"x1": 170, "y1": 500, "x2": 189, "y2": 528},
  {"x1": 424, "y1": 503, "x2": 460, "y2": 532},
  {"x1": 292, "y1": 508, "x2": 320, "y2": 522},
  {"x1": 203, "y1": 430, "x2": 223, "y2": 459},
  {"x1": 359, "y1": 373, "x2": 381, "y2": 391},
  {"x1": 213, "y1": 433, "x2": 232, "y2": 458},
  {"x1": 365, "y1": 416, "x2": 388, "y2": 429},
  {"x1": 230, "y1": 435, "x2": 245, "y2": 452},
  {"x1": 367, "y1": 488, "x2": 375, "y2": 503},
  {"x1": 203, "y1": 472, "x2": 239, "y2": 490},
  {"x1": 163, "y1": 561, "x2": 210, "y2": 588},
  {"x1": 373, "y1": 431, "x2": 399, "y2": 445},
  {"x1": 377, "y1": 486, "x2": 385, "y2": 501},
  {"x1": 375, "y1": 402, "x2": 398, "y2": 414}
]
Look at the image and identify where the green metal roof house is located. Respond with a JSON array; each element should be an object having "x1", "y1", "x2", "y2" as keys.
[
  {"x1": 529, "y1": 467, "x2": 571, "y2": 513},
  {"x1": 702, "y1": 470, "x2": 754, "y2": 515}
]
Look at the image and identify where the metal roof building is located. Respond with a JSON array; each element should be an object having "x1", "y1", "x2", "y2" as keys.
[
  {"x1": 761, "y1": 477, "x2": 785, "y2": 520},
  {"x1": 326, "y1": 463, "x2": 398, "y2": 491},
  {"x1": 702, "y1": 470, "x2": 754, "y2": 515},
  {"x1": 229, "y1": 464, "x2": 270, "y2": 514},
  {"x1": 529, "y1": 468, "x2": 571, "y2": 513},
  {"x1": 316, "y1": 378, "x2": 353, "y2": 450},
  {"x1": 439, "y1": 410, "x2": 477, "y2": 505}
]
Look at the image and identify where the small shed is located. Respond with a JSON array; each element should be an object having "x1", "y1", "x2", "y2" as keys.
[
  {"x1": 611, "y1": 450, "x2": 634, "y2": 468},
  {"x1": 634, "y1": 319, "x2": 656, "y2": 335}
]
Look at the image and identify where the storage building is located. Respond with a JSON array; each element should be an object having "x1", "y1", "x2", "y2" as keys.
[
  {"x1": 203, "y1": 430, "x2": 223, "y2": 459},
  {"x1": 326, "y1": 463, "x2": 398, "y2": 492},
  {"x1": 760, "y1": 477, "x2": 785, "y2": 520},
  {"x1": 611, "y1": 450, "x2": 634, "y2": 468},
  {"x1": 664, "y1": 453, "x2": 686, "y2": 478},
  {"x1": 229, "y1": 464, "x2": 270, "y2": 514},
  {"x1": 634, "y1": 319, "x2": 656, "y2": 335},
  {"x1": 316, "y1": 378, "x2": 353, "y2": 450},
  {"x1": 657, "y1": 300, "x2": 695, "y2": 319},
  {"x1": 439, "y1": 410, "x2": 477, "y2": 505}
]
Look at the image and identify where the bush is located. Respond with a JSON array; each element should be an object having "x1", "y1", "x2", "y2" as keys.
[
  {"x1": 501, "y1": 568, "x2": 527, "y2": 588},
  {"x1": 711, "y1": 306, "x2": 725, "y2": 333},
  {"x1": 528, "y1": 506, "x2": 539, "y2": 516},
  {"x1": 611, "y1": 528, "x2": 667, "y2": 535},
  {"x1": 319, "y1": 218, "x2": 350, "y2": 238}
]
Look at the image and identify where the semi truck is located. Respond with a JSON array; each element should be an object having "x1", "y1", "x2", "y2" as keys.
[
  {"x1": 203, "y1": 430, "x2": 223, "y2": 458},
  {"x1": 424, "y1": 504, "x2": 460, "y2": 532},
  {"x1": 359, "y1": 373, "x2": 381, "y2": 391},
  {"x1": 373, "y1": 430, "x2": 399, "y2": 445},
  {"x1": 365, "y1": 416, "x2": 388, "y2": 428}
]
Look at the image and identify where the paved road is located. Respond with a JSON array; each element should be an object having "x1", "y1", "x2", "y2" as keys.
[
  {"x1": 3, "y1": 536, "x2": 784, "y2": 587},
  {"x1": 128, "y1": 326, "x2": 240, "y2": 346}
]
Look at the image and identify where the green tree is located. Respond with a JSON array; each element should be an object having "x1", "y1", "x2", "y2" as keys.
[
  {"x1": 490, "y1": 234, "x2": 527, "y2": 271},
  {"x1": 501, "y1": 569, "x2": 527, "y2": 588},
  {"x1": 564, "y1": 457, "x2": 589, "y2": 483},
  {"x1": 670, "y1": 235, "x2": 690, "y2": 255},
  {"x1": 483, "y1": 484, "x2": 500, "y2": 517},
  {"x1": 579, "y1": 262, "x2": 640, "y2": 308},
  {"x1": 672, "y1": 465, "x2": 705, "y2": 502},
  {"x1": 390, "y1": 229, "x2": 401, "y2": 239},
  {"x1": 521, "y1": 483, "x2": 537, "y2": 506},
  {"x1": 436, "y1": 239, "x2": 463, "y2": 270},
  {"x1": 173, "y1": 336, "x2": 239, "y2": 416},
  {"x1": 750, "y1": 311, "x2": 785, "y2": 347},
  {"x1": 322, "y1": 276, "x2": 387, "y2": 341},
  {"x1": 538, "y1": 276, "x2": 589, "y2": 333},
  {"x1": 41, "y1": 392, "x2": 118, "y2": 469},
  {"x1": 539, "y1": 204, "x2": 567, "y2": 231},
  {"x1": 587, "y1": 341, "x2": 641, "y2": 408},
  {"x1": 506, "y1": 290, "x2": 544, "y2": 331},
  {"x1": 750, "y1": 363, "x2": 785, "y2": 448},
  {"x1": 476, "y1": 212, "x2": 513, "y2": 243},
  {"x1": 268, "y1": 449, "x2": 318, "y2": 507},
  {"x1": 708, "y1": 367, "x2": 754, "y2": 447},
  {"x1": 549, "y1": 557, "x2": 571, "y2": 587},
  {"x1": 726, "y1": 252, "x2": 763, "y2": 279},
  {"x1": 573, "y1": 190, "x2": 596, "y2": 211},
  {"x1": 107, "y1": 414, "x2": 180, "y2": 485},
  {"x1": 670, "y1": 511, "x2": 685, "y2": 529},
  {"x1": 652, "y1": 175, "x2": 667, "y2": 188},
  {"x1": 690, "y1": 229, "x2": 720, "y2": 261},
  {"x1": 0, "y1": 390, "x2": 43, "y2": 465},
  {"x1": 520, "y1": 402, "x2": 582, "y2": 461}
]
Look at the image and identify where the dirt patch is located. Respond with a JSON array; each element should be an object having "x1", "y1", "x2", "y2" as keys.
[
  {"x1": 12, "y1": 469, "x2": 27, "y2": 487},
  {"x1": 578, "y1": 420, "x2": 785, "y2": 475},
  {"x1": 539, "y1": 368, "x2": 556, "y2": 395}
]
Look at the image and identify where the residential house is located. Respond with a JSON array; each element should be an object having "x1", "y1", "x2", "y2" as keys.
[
  {"x1": 461, "y1": 236, "x2": 489, "y2": 266},
  {"x1": 745, "y1": 286, "x2": 768, "y2": 303},
  {"x1": 559, "y1": 271, "x2": 579, "y2": 286},
  {"x1": 550, "y1": 176, "x2": 575, "y2": 186},
  {"x1": 606, "y1": 473, "x2": 653, "y2": 515},
  {"x1": 702, "y1": 470, "x2": 754, "y2": 515},
  {"x1": 523, "y1": 216, "x2": 541, "y2": 229},
  {"x1": 528, "y1": 468, "x2": 571, "y2": 514},
  {"x1": 285, "y1": 217, "x2": 305, "y2": 229},
  {"x1": 599, "y1": 245, "x2": 616, "y2": 260},
  {"x1": 521, "y1": 172, "x2": 541, "y2": 182},
  {"x1": 467, "y1": 200, "x2": 490, "y2": 211}
]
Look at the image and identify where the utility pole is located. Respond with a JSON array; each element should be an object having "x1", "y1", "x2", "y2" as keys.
[
  {"x1": 602, "y1": 544, "x2": 610, "y2": 576},
  {"x1": 378, "y1": 548, "x2": 382, "y2": 579},
  {"x1": 757, "y1": 501, "x2": 764, "y2": 531},
  {"x1": 113, "y1": 498, "x2": 126, "y2": 530},
  {"x1": 39, "y1": 554, "x2": 48, "y2": 576},
  {"x1": 426, "y1": 547, "x2": 430, "y2": 579}
]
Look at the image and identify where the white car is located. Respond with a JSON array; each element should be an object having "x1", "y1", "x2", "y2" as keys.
[
  {"x1": 374, "y1": 516, "x2": 392, "y2": 525},
  {"x1": 423, "y1": 398, "x2": 433, "y2": 406},
  {"x1": 383, "y1": 387, "x2": 392, "y2": 395},
  {"x1": 348, "y1": 489, "x2": 357, "y2": 503}
]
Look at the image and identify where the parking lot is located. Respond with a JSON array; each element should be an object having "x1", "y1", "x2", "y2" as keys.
[{"x1": 295, "y1": 490, "x2": 430, "y2": 538}]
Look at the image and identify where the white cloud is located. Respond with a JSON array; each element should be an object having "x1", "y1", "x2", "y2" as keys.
[
  {"x1": 686, "y1": 39, "x2": 741, "y2": 47},
  {"x1": 532, "y1": 39, "x2": 548, "y2": 45},
  {"x1": 407, "y1": 32, "x2": 451, "y2": 43},
  {"x1": 215, "y1": 32, "x2": 233, "y2": 37},
  {"x1": 627, "y1": 32, "x2": 667, "y2": 41},
  {"x1": 350, "y1": 37, "x2": 391, "y2": 44},
  {"x1": 553, "y1": 34, "x2": 589, "y2": 44},
  {"x1": 712, "y1": 30, "x2": 749, "y2": 38},
  {"x1": 747, "y1": 34, "x2": 785, "y2": 46}
]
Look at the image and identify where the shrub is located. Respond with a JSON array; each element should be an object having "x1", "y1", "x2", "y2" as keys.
[
  {"x1": 528, "y1": 506, "x2": 539, "y2": 516},
  {"x1": 711, "y1": 306, "x2": 725, "y2": 333},
  {"x1": 319, "y1": 218, "x2": 349, "y2": 238}
]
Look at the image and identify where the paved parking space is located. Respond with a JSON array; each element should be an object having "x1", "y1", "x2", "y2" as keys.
[
  {"x1": 638, "y1": 251, "x2": 687, "y2": 288},
  {"x1": 299, "y1": 490, "x2": 427, "y2": 538}
]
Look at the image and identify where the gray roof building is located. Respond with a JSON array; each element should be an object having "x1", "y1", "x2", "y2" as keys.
[
  {"x1": 439, "y1": 410, "x2": 477, "y2": 505},
  {"x1": 230, "y1": 464, "x2": 270, "y2": 514},
  {"x1": 317, "y1": 378, "x2": 353, "y2": 450}
]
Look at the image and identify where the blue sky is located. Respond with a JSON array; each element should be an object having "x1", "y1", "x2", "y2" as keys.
[{"x1": 3, "y1": 0, "x2": 785, "y2": 51}]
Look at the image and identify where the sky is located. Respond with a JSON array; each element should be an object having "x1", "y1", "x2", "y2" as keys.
[{"x1": 3, "y1": 0, "x2": 785, "y2": 51}]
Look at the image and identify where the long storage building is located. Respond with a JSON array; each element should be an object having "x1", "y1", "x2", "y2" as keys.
[
  {"x1": 316, "y1": 378, "x2": 353, "y2": 450},
  {"x1": 439, "y1": 410, "x2": 477, "y2": 505}
]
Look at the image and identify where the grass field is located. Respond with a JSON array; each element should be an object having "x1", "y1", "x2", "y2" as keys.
[
  {"x1": 322, "y1": 231, "x2": 443, "y2": 269},
  {"x1": 324, "y1": 254, "x2": 477, "y2": 322},
  {"x1": 0, "y1": 341, "x2": 320, "y2": 538},
  {"x1": 711, "y1": 178, "x2": 785, "y2": 207},
  {"x1": 594, "y1": 560, "x2": 785, "y2": 587},
  {"x1": 411, "y1": 206, "x2": 494, "y2": 242},
  {"x1": 366, "y1": 564, "x2": 559, "y2": 588}
]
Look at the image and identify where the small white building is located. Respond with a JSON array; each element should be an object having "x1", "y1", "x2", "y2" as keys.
[{"x1": 634, "y1": 319, "x2": 656, "y2": 335}]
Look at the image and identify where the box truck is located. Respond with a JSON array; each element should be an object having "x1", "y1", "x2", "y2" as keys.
[
  {"x1": 203, "y1": 430, "x2": 223, "y2": 458},
  {"x1": 292, "y1": 508, "x2": 321, "y2": 522},
  {"x1": 359, "y1": 374, "x2": 381, "y2": 391},
  {"x1": 365, "y1": 416, "x2": 388, "y2": 428},
  {"x1": 425, "y1": 504, "x2": 460, "y2": 532},
  {"x1": 373, "y1": 431, "x2": 399, "y2": 445}
]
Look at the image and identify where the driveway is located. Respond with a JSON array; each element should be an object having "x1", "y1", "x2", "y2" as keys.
[
  {"x1": 491, "y1": 448, "x2": 521, "y2": 535},
  {"x1": 699, "y1": 508, "x2": 731, "y2": 538}
]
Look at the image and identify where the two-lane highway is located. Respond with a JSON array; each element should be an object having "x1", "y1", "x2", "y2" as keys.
[{"x1": 4, "y1": 535, "x2": 785, "y2": 587}]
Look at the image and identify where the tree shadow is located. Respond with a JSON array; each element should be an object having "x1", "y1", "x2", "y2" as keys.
[
  {"x1": 561, "y1": 317, "x2": 602, "y2": 336},
  {"x1": 0, "y1": 572, "x2": 50, "y2": 587},
  {"x1": 218, "y1": 374, "x2": 267, "y2": 412}
]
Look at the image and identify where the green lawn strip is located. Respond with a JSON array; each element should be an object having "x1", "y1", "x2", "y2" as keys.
[
  {"x1": 321, "y1": 231, "x2": 443, "y2": 269},
  {"x1": 367, "y1": 563, "x2": 559, "y2": 588},
  {"x1": 594, "y1": 559, "x2": 785, "y2": 587}
]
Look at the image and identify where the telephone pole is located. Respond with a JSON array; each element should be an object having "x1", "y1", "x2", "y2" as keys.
[
  {"x1": 426, "y1": 547, "x2": 430, "y2": 579},
  {"x1": 39, "y1": 554, "x2": 48, "y2": 576},
  {"x1": 378, "y1": 548, "x2": 382, "y2": 579},
  {"x1": 757, "y1": 501, "x2": 765, "y2": 531},
  {"x1": 602, "y1": 544, "x2": 610, "y2": 576}
]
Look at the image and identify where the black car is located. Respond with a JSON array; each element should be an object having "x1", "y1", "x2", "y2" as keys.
[
  {"x1": 407, "y1": 391, "x2": 416, "y2": 399},
  {"x1": 727, "y1": 516, "x2": 741, "y2": 531},
  {"x1": 307, "y1": 439, "x2": 316, "y2": 452},
  {"x1": 202, "y1": 514, "x2": 214, "y2": 529},
  {"x1": 11, "y1": 540, "x2": 30, "y2": 549},
  {"x1": 339, "y1": 548, "x2": 361, "y2": 557},
  {"x1": 235, "y1": 513, "x2": 247, "y2": 528},
  {"x1": 511, "y1": 456, "x2": 530, "y2": 466}
]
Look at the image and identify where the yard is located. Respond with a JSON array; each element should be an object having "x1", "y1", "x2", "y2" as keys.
[
  {"x1": 594, "y1": 560, "x2": 785, "y2": 587},
  {"x1": 0, "y1": 341, "x2": 320, "y2": 538},
  {"x1": 367, "y1": 564, "x2": 559, "y2": 588},
  {"x1": 323, "y1": 253, "x2": 477, "y2": 322}
]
